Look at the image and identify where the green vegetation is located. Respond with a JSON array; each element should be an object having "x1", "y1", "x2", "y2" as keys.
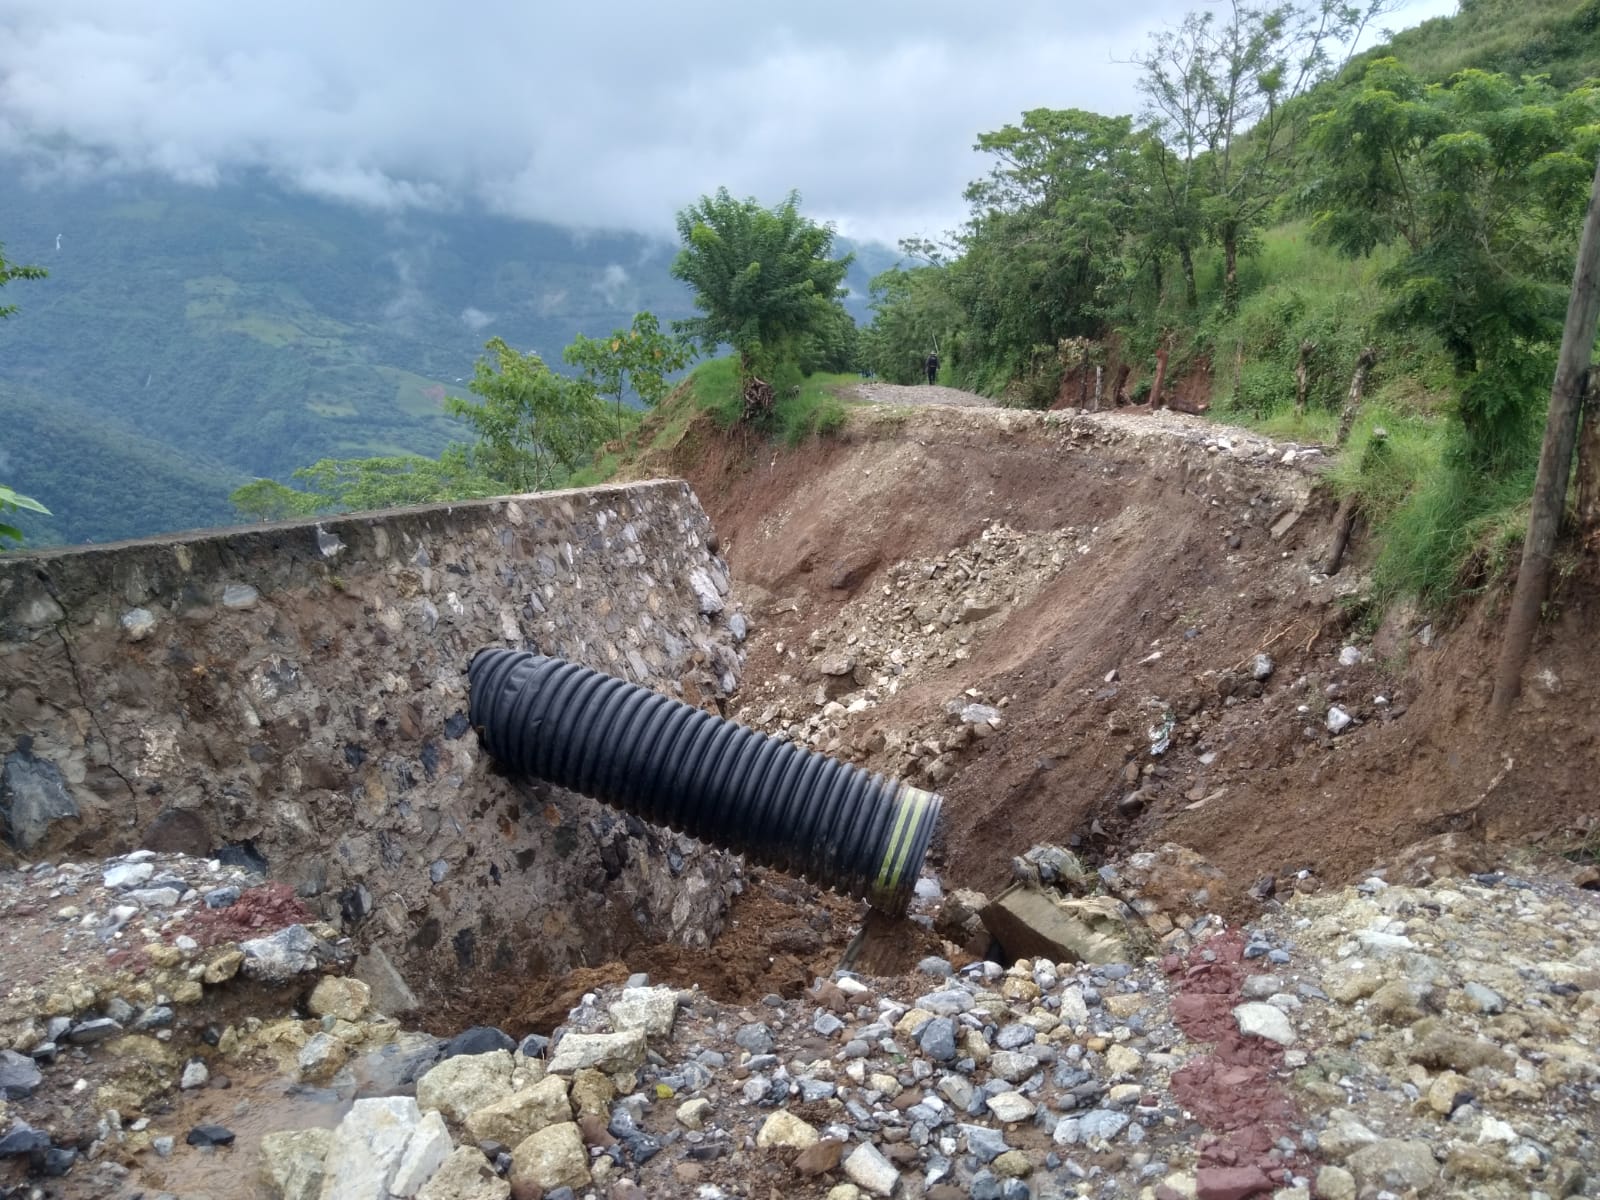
[
  {"x1": 1, "y1": 242, "x2": 48, "y2": 545},
  {"x1": 861, "y1": 0, "x2": 1600, "y2": 610},
  {"x1": 686, "y1": 357, "x2": 853, "y2": 445},
  {"x1": 671, "y1": 189, "x2": 855, "y2": 403},
  {"x1": 564, "y1": 311, "x2": 696, "y2": 440}
]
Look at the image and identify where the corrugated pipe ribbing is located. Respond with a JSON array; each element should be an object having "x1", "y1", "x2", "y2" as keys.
[{"x1": 466, "y1": 648, "x2": 941, "y2": 913}]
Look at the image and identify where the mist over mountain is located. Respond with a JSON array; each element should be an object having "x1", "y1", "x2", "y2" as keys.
[{"x1": 0, "y1": 172, "x2": 896, "y2": 545}]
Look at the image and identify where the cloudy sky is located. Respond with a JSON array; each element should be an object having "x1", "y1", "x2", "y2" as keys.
[{"x1": 2, "y1": 0, "x2": 1458, "y2": 245}]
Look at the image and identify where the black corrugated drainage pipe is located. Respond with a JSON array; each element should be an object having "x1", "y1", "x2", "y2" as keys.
[{"x1": 467, "y1": 648, "x2": 942, "y2": 914}]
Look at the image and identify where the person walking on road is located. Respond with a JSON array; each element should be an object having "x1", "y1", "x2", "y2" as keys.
[{"x1": 924, "y1": 349, "x2": 940, "y2": 386}]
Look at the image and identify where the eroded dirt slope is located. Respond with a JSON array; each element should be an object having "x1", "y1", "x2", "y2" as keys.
[{"x1": 671, "y1": 394, "x2": 1599, "y2": 907}]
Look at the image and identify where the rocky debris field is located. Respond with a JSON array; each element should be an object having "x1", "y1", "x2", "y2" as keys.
[{"x1": 2, "y1": 836, "x2": 1596, "y2": 1200}]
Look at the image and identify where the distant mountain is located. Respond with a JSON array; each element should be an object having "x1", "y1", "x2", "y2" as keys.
[{"x1": 0, "y1": 172, "x2": 896, "y2": 546}]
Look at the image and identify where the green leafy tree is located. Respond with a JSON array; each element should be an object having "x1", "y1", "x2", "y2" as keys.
[
  {"x1": 670, "y1": 189, "x2": 853, "y2": 382},
  {"x1": 1305, "y1": 60, "x2": 1600, "y2": 466},
  {"x1": 861, "y1": 262, "x2": 967, "y2": 384},
  {"x1": 2, "y1": 243, "x2": 50, "y2": 544},
  {"x1": 1136, "y1": 0, "x2": 1399, "y2": 311},
  {"x1": 1, "y1": 485, "x2": 50, "y2": 546},
  {"x1": 563, "y1": 311, "x2": 695, "y2": 439},
  {"x1": 0, "y1": 242, "x2": 46, "y2": 321},
  {"x1": 446, "y1": 338, "x2": 609, "y2": 492},
  {"x1": 952, "y1": 109, "x2": 1146, "y2": 388},
  {"x1": 230, "y1": 447, "x2": 504, "y2": 521}
]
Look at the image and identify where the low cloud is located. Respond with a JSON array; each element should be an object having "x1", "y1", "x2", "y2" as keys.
[{"x1": 0, "y1": 0, "x2": 1458, "y2": 242}]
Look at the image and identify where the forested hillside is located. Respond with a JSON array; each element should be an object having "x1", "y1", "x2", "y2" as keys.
[
  {"x1": 0, "y1": 175, "x2": 894, "y2": 545},
  {"x1": 858, "y1": 0, "x2": 1600, "y2": 610}
]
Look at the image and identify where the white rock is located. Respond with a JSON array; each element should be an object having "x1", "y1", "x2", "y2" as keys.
[
  {"x1": 1233, "y1": 1002, "x2": 1296, "y2": 1045},
  {"x1": 1326, "y1": 706, "x2": 1352, "y2": 734},
  {"x1": 986, "y1": 1091, "x2": 1037, "y2": 1123},
  {"x1": 842, "y1": 1141, "x2": 900, "y2": 1197},
  {"x1": 1338, "y1": 645, "x2": 1362, "y2": 666},
  {"x1": 546, "y1": 1029, "x2": 646, "y2": 1079},
  {"x1": 179, "y1": 1060, "x2": 209, "y2": 1090},
  {"x1": 391, "y1": 1110, "x2": 453, "y2": 1197},
  {"x1": 121, "y1": 608, "x2": 157, "y2": 641},
  {"x1": 318, "y1": 1096, "x2": 421, "y2": 1200},
  {"x1": 102, "y1": 863, "x2": 155, "y2": 889},
  {"x1": 606, "y1": 987, "x2": 679, "y2": 1039},
  {"x1": 1478, "y1": 1116, "x2": 1518, "y2": 1145},
  {"x1": 222, "y1": 582, "x2": 260, "y2": 609}
]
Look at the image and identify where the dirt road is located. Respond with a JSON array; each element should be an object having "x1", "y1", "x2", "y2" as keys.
[{"x1": 849, "y1": 380, "x2": 998, "y2": 407}]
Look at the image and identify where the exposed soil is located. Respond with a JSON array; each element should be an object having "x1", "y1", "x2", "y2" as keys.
[{"x1": 662, "y1": 394, "x2": 1600, "y2": 914}]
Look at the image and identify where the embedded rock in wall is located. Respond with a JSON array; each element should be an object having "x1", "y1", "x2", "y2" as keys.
[{"x1": 0, "y1": 482, "x2": 745, "y2": 1007}]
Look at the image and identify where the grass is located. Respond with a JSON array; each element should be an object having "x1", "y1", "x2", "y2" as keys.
[{"x1": 686, "y1": 357, "x2": 855, "y2": 444}]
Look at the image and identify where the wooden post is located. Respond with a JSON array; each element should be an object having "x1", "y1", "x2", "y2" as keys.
[
  {"x1": 1092, "y1": 364, "x2": 1104, "y2": 413},
  {"x1": 1491, "y1": 149, "x2": 1600, "y2": 715},
  {"x1": 1576, "y1": 372, "x2": 1600, "y2": 540},
  {"x1": 1151, "y1": 344, "x2": 1170, "y2": 410},
  {"x1": 1336, "y1": 347, "x2": 1378, "y2": 447},
  {"x1": 1295, "y1": 340, "x2": 1316, "y2": 415}
]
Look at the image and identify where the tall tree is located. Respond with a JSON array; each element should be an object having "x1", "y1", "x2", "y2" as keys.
[
  {"x1": 1305, "y1": 61, "x2": 1600, "y2": 466},
  {"x1": 1136, "y1": 0, "x2": 1399, "y2": 311},
  {"x1": 670, "y1": 189, "x2": 853, "y2": 382},
  {"x1": 446, "y1": 338, "x2": 609, "y2": 493},
  {"x1": 563, "y1": 311, "x2": 695, "y2": 439}
]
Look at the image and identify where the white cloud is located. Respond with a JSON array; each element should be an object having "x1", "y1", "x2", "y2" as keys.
[
  {"x1": 0, "y1": 0, "x2": 1458, "y2": 241},
  {"x1": 460, "y1": 307, "x2": 494, "y2": 331}
]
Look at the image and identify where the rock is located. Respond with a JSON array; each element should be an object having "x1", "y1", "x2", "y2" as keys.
[
  {"x1": 351, "y1": 1032, "x2": 444, "y2": 1095},
  {"x1": 1232, "y1": 1003, "x2": 1295, "y2": 1045},
  {"x1": 546, "y1": 1030, "x2": 646, "y2": 1080},
  {"x1": 465, "y1": 1076, "x2": 572, "y2": 1147},
  {"x1": 795, "y1": 1138, "x2": 846, "y2": 1176},
  {"x1": 567, "y1": 1068, "x2": 612, "y2": 1118},
  {"x1": 0, "y1": 1123, "x2": 51, "y2": 1156},
  {"x1": 67, "y1": 1018, "x2": 123, "y2": 1044},
  {"x1": 203, "y1": 949, "x2": 246, "y2": 984},
  {"x1": 416, "y1": 1051, "x2": 516, "y2": 1124},
  {"x1": 842, "y1": 1141, "x2": 900, "y2": 1197},
  {"x1": 239, "y1": 925, "x2": 325, "y2": 984},
  {"x1": 415, "y1": 1146, "x2": 510, "y2": 1200},
  {"x1": 606, "y1": 987, "x2": 679, "y2": 1039},
  {"x1": 180, "y1": 1059, "x2": 210, "y2": 1090},
  {"x1": 391, "y1": 1110, "x2": 453, "y2": 1197},
  {"x1": 102, "y1": 862, "x2": 155, "y2": 889},
  {"x1": 509, "y1": 1122, "x2": 590, "y2": 1193},
  {"x1": 204, "y1": 885, "x2": 241, "y2": 909},
  {"x1": 356, "y1": 946, "x2": 421, "y2": 1016},
  {"x1": 1345, "y1": 1139, "x2": 1440, "y2": 1193},
  {"x1": 309, "y1": 977, "x2": 372, "y2": 1022},
  {"x1": 1251, "y1": 653, "x2": 1274, "y2": 681},
  {"x1": 676, "y1": 1097, "x2": 712, "y2": 1130},
  {"x1": 1313, "y1": 1165, "x2": 1356, "y2": 1200},
  {"x1": 1338, "y1": 645, "x2": 1362, "y2": 667},
  {"x1": 1462, "y1": 981, "x2": 1506, "y2": 1014},
  {"x1": 986, "y1": 1092, "x2": 1036, "y2": 1123},
  {"x1": 121, "y1": 607, "x2": 157, "y2": 640},
  {"x1": 1326, "y1": 706, "x2": 1352, "y2": 734},
  {"x1": 223, "y1": 582, "x2": 260, "y2": 609},
  {"x1": 317, "y1": 1097, "x2": 421, "y2": 1200},
  {"x1": 756, "y1": 1110, "x2": 820, "y2": 1149},
  {"x1": 126, "y1": 886, "x2": 181, "y2": 907},
  {"x1": 734, "y1": 1022, "x2": 776, "y2": 1055},
  {"x1": 1076, "y1": 1110, "x2": 1130, "y2": 1143},
  {"x1": 0, "y1": 749, "x2": 80, "y2": 852},
  {"x1": 298, "y1": 1032, "x2": 348, "y2": 1084},
  {"x1": 258, "y1": 1128, "x2": 333, "y2": 1200},
  {"x1": 980, "y1": 885, "x2": 1131, "y2": 964},
  {"x1": 0, "y1": 1050, "x2": 43, "y2": 1099},
  {"x1": 1407, "y1": 1026, "x2": 1510, "y2": 1073},
  {"x1": 992, "y1": 1150, "x2": 1032, "y2": 1178},
  {"x1": 918, "y1": 1016, "x2": 957, "y2": 1061},
  {"x1": 1194, "y1": 1165, "x2": 1274, "y2": 1200},
  {"x1": 441, "y1": 1026, "x2": 516, "y2": 1059},
  {"x1": 186, "y1": 1124, "x2": 237, "y2": 1147}
]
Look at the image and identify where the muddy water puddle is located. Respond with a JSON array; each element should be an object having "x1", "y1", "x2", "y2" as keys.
[{"x1": 94, "y1": 1074, "x2": 349, "y2": 1200}]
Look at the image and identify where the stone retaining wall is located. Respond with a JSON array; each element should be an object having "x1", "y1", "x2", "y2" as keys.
[{"x1": 0, "y1": 482, "x2": 745, "y2": 1010}]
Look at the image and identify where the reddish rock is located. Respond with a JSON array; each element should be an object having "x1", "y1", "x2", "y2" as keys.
[{"x1": 1195, "y1": 1165, "x2": 1274, "y2": 1200}]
